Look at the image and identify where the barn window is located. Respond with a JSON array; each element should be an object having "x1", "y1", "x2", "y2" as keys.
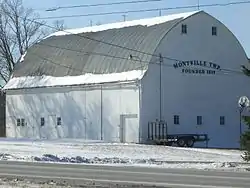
[
  {"x1": 174, "y1": 115, "x2": 180, "y2": 125},
  {"x1": 17, "y1": 119, "x2": 21, "y2": 126},
  {"x1": 21, "y1": 118, "x2": 25, "y2": 126},
  {"x1": 57, "y1": 117, "x2": 62, "y2": 126},
  {"x1": 220, "y1": 116, "x2": 225, "y2": 125},
  {"x1": 212, "y1": 26, "x2": 217, "y2": 36},
  {"x1": 181, "y1": 24, "x2": 187, "y2": 34},
  {"x1": 41, "y1": 117, "x2": 45, "y2": 126},
  {"x1": 197, "y1": 116, "x2": 202, "y2": 125}
]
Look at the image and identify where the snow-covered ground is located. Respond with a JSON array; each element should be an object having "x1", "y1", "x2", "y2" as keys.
[
  {"x1": 0, "y1": 138, "x2": 249, "y2": 171},
  {"x1": 0, "y1": 177, "x2": 150, "y2": 188}
]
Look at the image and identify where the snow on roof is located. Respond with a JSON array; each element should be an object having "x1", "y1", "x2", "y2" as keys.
[
  {"x1": 4, "y1": 70, "x2": 145, "y2": 90},
  {"x1": 48, "y1": 11, "x2": 200, "y2": 37}
]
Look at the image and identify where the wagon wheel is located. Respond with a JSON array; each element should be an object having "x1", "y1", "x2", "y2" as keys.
[
  {"x1": 186, "y1": 139, "x2": 195, "y2": 147},
  {"x1": 177, "y1": 138, "x2": 185, "y2": 147}
]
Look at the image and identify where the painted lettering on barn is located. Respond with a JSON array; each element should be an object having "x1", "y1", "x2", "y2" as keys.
[{"x1": 173, "y1": 60, "x2": 221, "y2": 75}]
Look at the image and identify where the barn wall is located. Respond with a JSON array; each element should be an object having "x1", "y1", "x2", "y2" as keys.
[
  {"x1": 5, "y1": 83, "x2": 139, "y2": 142},
  {"x1": 141, "y1": 12, "x2": 250, "y2": 148}
]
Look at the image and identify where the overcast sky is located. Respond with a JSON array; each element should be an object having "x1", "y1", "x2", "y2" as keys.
[{"x1": 23, "y1": 0, "x2": 250, "y2": 57}]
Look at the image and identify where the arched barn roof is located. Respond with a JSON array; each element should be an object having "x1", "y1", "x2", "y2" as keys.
[{"x1": 12, "y1": 11, "x2": 200, "y2": 78}]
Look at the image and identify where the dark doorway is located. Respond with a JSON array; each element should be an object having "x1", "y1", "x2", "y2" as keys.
[{"x1": 0, "y1": 90, "x2": 6, "y2": 137}]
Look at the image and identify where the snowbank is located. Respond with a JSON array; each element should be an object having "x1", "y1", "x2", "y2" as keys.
[{"x1": 0, "y1": 138, "x2": 248, "y2": 170}]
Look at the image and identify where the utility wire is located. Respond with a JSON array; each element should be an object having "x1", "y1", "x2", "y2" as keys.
[
  {"x1": 29, "y1": 51, "x2": 84, "y2": 74},
  {"x1": 17, "y1": 3, "x2": 246, "y2": 76},
  {"x1": 44, "y1": 0, "x2": 161, "y2": 12},
  {"x1": 33, "y1": 42, "x2": 245, "y2": 76},
  {"x1": 27, "y1": 16, "x2": 178, "y2": 63},
  {"x1": 27, "y1": 48, "x2": 246, "y2": 78},
  {"x1": 29, "y1": 51, "x2": 147, "y2": 75},
  {"x1": 29, "y1": 14, "x2": 245, "y2": 75},
  {"x1": 37, "y1": 1, "x2": 250, "y2": 20},
  {"x1": 36, "y1": 43, "x2": 150, "y2": 64},
  {"x1": 31, "y1": 1, "x2": 250, "y2": 63}
]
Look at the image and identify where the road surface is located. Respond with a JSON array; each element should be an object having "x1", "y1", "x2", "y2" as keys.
[{"x1": 0, "y1": 161, "x2": 249, "y2": 188}]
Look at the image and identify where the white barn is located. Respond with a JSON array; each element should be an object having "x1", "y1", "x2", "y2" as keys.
[{"x1": 3, "y1": 10, "x2": 250, "y2": 148}]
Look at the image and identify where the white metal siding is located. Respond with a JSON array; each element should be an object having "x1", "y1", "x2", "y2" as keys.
[{"x1": 6, "y1": 83, "x2": 140, "y2": 142}]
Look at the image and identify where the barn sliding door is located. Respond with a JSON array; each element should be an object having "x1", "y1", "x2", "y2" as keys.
[{"x1": 120, "y1": 114, "x2": 139, "y2": 143}]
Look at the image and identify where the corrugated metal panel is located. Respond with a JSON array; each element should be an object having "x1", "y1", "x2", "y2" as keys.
[{"x1": 12, "y1": 12, "x2": 197, "y2": 78}]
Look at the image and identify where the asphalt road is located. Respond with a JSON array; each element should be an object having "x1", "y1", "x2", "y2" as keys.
[{"x1": 0, "y1": 161, "x2": 249, "y2": 188}]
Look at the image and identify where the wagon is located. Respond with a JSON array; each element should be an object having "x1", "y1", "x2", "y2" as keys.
[{"x1": 147, "y1": 120, "x2": 209, "y2": 147}]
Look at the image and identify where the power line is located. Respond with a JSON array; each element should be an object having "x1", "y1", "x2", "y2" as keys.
[
  {"x1": 28, "y1": 47, "x2": 246, "y2": 78},
  {"x1": 33, "y1": 42, "x2": 161, "y2": 67},
  {"x1": 44, "y1": 0, "x2": 161, "y2": 12},
  {"x1": 29, "y1": 51, "x2": 147, "y2": 76},
  {"x1": 37, "y1": 43, "x2": 149, "y2": 63},
  {"x1": 37, "y1": 1, "x2": 250, "y2": 20},
  {"x1": 29, "y1": 51, "x2": 83, "y2": 74},
  {"x1": 33, "y1": 42, "x2": 245, "y2": 76},
  {"x1": 18, "y1": 4, "x2": 246, "y2": 76},
  {"x1": 31, "y1": 1, "x2": 250, "y2": 63},
  {"x1": 31, "y1": 13, "x2": 245, "y2": 75},
  {"x1": 28, "y1": 16, "x2": 178, "y2": 63}
]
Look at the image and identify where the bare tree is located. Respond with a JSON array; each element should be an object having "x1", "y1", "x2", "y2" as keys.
[
  {"x1": 53, "y1": 20, "x2": 66, "y2": 31},
  {"x1": 0, "y1": 0, "x2": 46, "y2": 83}
]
